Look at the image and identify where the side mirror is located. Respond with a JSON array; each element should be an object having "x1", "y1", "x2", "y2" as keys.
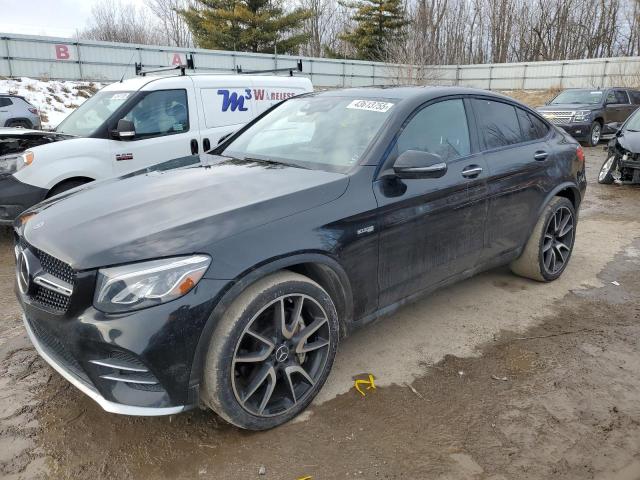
[
  {"x1": 217, "y1": 131, "x2": 235, "y2": 145},
  {"x1": 115, "y1": 119, "x2": 135, "y2": 140},
  {"x1": 393, "y1": 150, "x2": 447, "y2": 179}
]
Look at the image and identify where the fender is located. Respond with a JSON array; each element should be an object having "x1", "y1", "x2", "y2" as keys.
[
  {"x1": 525, "y1": 181, "x2": 582, "y2": 244},
  {"x1": 188, "y1": 251, "x2": 354, "y2": 390}
]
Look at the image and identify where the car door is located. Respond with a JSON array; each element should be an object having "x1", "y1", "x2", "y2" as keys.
[
  {"x1": 616, "y1": 90, "x2": 636, "y2": 122},
  {"x1": 111, "y1": 85, "x2": 198, "y2": 176},
  {"x1": 469, "y1": 98, "x2": 552, "y2": 261},
  {"x1": 0, "y1": 97, "x2": 12, "y2": 125},
  {"x1": 374, "y1": 97, "x2": 489, "y2": 307},
  {"x1": 604, "y1": 90, "x2": 627, "y2": 127}
]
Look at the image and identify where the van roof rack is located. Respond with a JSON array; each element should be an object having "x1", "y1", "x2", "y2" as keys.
[
  {"x1": 135, "y1": 54, "x2": 195, "y2": 77},
  {"x1": 235, "y1": 59, "x2": 303, "y2": 76}
]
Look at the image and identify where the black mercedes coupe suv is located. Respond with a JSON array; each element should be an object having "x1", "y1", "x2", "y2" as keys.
[{"x1": 15, "y1": 87, "x2": 586, "y2": 430}]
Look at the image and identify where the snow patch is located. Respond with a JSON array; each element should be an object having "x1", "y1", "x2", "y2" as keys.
[{"x1": 0, "y1": 77, "x2": 104, "y2": 130}]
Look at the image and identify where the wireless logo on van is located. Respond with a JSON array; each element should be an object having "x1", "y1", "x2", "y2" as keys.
[{"x1": 217, "y1": 89, "x2": 298, "y2": 112}]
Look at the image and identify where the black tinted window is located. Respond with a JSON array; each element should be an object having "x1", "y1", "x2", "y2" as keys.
[
  {"x1": 615, "y1": 90, "x2": 630, "y2": 104},
  {"x1": 472, "y1": 99, "x2": 521, "y2": 150},
  {"x1": 0, "y1": 98, "x2": 13, "y2": 107},
  {"x1": 516, "y1": 108, "x2": 549, "y2": 141},
  {"x1": 630, "y1": 91, "x2": 640, "y2": 104},
  {"x1": 397, "y1": 99, "x2": 470, "y2": 162}
]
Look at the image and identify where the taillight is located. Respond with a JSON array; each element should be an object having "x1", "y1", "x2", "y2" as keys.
[
  {"x1": 576, "y1": 145, "x2": 585, "y2": 163},
  {"x1": 28, "y1": 107, "x2": 38, "y2": 115}
]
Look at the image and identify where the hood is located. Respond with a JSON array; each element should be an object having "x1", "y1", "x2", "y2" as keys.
[
  {"x1": 617, "y1": 130, "x2": 640, "y2": 153},
  {"x1": 538, "y1": 103, "x2": 598, "y2": 111},
  {"x1": 0, "y1": 129, "x2": 72, "y2": 157},
  {"x1": 21, "y1": 156, "x2": 349, "y2": 269}
]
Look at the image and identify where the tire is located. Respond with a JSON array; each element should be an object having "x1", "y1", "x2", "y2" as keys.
[
  {"x1": 586, "y1": 121, "x2": 602, "y2": 147},
  {"x1": 47, "y1": 179, "x2": 91, "y2": 198},
  {"x1": 201, "y1": 271, "x2": 340, "y2": 430},
  {"x1": 7, "y1": 119, "x2": 32, "y2": 129},
  {"x1": 510, "y1": 197, "x2": 576, "y2": 282},
  {"x1": 598, "y1": 155, "x2": 617, "y2": 184}
]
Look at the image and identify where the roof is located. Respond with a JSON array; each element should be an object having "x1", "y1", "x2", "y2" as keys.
[{"x1": 314, "y1": 85, "x2": 520, "y2": 103}]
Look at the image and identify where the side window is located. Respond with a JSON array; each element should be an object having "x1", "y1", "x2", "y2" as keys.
[
  {"x1": 605, "y1": 91, "x2": 617, "y2": 104},
  {"x1": 615, "y1": 90, "x2": 630, "y2": 104},
  {"x1": 630, "y1": 91, "x2": 640, "y2": 105},
  {"x1": 0, "y1": 98, "x2": 13, "y2": 107},
  {"x1": 396, "y1": 99, "x2": 470, "y2": 162},
  {"x1": 123, "y1": 89, "x2": 189, "y2": 139},
  {"x1": 516, "y1": 108, "x2": 549, "y2": 141},
  {"x1": 472, "y1": 99, "x2": 521, "y2": 150}
]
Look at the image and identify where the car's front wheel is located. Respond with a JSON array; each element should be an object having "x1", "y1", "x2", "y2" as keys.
[
  {"x1": 598, "y1": 155, "x2": 617, "y2": 184},
  {"x1": 585, "y1": 121, "x2": 602, "y2": 147},
  {"x1": 201, "y1": 271, "x2": 339, "y2": 430},
  {"x1": 510, "y1": 196, "x2": 576, "y2": 282}
]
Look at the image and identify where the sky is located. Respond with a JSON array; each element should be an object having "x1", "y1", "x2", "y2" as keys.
[{"x1": 0, "y1": 0, "x2": 148, "y2": 38}]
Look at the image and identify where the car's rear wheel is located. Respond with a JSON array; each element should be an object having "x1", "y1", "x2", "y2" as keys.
[
  {"x1": 586, "y1": 121, "x2": 602, "y2": 147},
  {"x1": 598, "y1": 155, "x2": 617, "y2": 184},
  {"x1": 510, "y1": 197, "x2": 576, "y2": 282},
  {"x1": 201, "y1": 271, "x2": 339, "y2": 430}
]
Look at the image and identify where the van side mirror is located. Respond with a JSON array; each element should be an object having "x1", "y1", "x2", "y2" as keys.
[
  {"x1": 393, "y1": 150, "x2": 447, "y2": 179},
  {"x1": 115, "y1": 119, "x2": 135, "y2": 140}
]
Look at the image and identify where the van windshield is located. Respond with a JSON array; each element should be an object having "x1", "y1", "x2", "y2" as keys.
[
  {"x1": 222, "y1": 95, "x2": 395, "y2": 173},
  {"x1": 56, "y1": 91, "x2": 133, "y2": 136}
]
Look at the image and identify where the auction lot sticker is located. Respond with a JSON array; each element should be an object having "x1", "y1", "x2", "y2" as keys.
[{"x1": 347, "y1": 100, "x2": 394, "y2": 112}]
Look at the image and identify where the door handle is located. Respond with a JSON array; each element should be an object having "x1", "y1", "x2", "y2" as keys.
[
  {"x1": 461, "y1": 165, "x2": 483, "y2": 178},
  {"x1": 190, "y1": 139, "x2": 199, "y2": 155},
  {"x1": 534, "y1": 150, "x2": 548, "y2": 161}
]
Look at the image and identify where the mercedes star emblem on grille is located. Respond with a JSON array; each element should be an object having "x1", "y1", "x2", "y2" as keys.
[{"x1": 16, "y1": 249, "x2": 30, "y2": 295}]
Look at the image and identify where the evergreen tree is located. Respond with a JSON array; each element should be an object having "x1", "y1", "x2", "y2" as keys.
[
  {"x1": 340, "y1": 0, "x2": 408, "y2": 60},
  {"x1": 181, "y1": 0, "x2": 312, "y2": 54}
]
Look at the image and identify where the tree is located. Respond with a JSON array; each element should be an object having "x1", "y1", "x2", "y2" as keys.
[
  {"x1": 339, "y1": 0, "x2": 408, "y2": 60},
  {"x1": 181, "y1": 0, "x2": 312, "y2": 54},
  {"x1": 146, "y1": 0, "x2": 195, "y2": 47}
]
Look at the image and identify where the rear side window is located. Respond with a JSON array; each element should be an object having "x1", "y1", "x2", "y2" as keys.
[
  {"x1": 0, "y1": 97, "x2": 13, "y2": 107},
  {"x1": 630, "y1": 91, "x2": 640, "y2": 104},
  {"x1": 396, "y1": 99, "x2": 471, "y2": 162},
  {"x1": 516, "y1": 108, "x2": 549, "y2": 142},
  {"x1": 472, "y1": 99, "x2": 521, "y2": 150},
  {"x1": 615, "y1": 90, "x2": 630, "y2": 104},
  {"x1": 123, "y1": 89, "x2": 189, "y2": 139}
]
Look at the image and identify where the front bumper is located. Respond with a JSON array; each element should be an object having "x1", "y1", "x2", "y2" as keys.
[
  {"x1": 0, "y1": 174, "x2": 47, "y2": 225},
  {"x1": 19, "y1": 263, "x2": 229, "y2": 415},
  {"x1": 555, "y1": 122, "x2": 591, "y2": 141}
]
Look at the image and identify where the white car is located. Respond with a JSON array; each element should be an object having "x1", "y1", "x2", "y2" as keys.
[{"x1": 0, "y1": 74, "x2": 313, "y2": 225}]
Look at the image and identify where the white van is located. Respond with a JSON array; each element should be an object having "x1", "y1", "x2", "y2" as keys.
[{"x1": 0, "y1": 74, "x2": 313, "y2": 224}]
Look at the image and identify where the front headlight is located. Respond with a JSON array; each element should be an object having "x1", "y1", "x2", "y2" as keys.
[
  {"x1": 573, "y1": 110, "x2": 591, "y2": 122},
  {"x1": 94, "y1": 255, "x2": 211, "y2": 313},
  {"x1": 0, "y1": 154, "x2": 20, "y2": 174}
]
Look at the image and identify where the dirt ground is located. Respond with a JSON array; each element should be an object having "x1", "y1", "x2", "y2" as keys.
[{"x1": 1, "y1": 146, "x2": 639, "y2": 480}]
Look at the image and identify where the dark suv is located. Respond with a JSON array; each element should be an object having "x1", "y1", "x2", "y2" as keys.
[
  {"x1": 537, "y1": 88, "x2": 640, "y2": 147},
  {"x1": 15, "y1": 87, "x2": 586, "y2": 430}
]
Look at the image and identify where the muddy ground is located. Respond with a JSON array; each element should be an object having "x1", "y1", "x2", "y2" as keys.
[{"x1": 1, "y1": 146, "x2": 639, "y2": 480}]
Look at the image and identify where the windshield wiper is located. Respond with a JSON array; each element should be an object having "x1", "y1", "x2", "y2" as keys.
[{"x1": 242, "y1": 156, "x2": 310, "y2": 170}]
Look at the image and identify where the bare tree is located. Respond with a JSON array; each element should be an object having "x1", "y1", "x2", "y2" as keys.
[
  {"x1": 146, "y1": 0, "x2": 194, "y2": 47},
  {"x1": 79, "y1": 0, "x2": 166, "y2": 45}
]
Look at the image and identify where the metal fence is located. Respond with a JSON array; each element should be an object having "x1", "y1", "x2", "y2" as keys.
[{"x1": 2, "y1": 32, "x2": 640, "y2": 90}]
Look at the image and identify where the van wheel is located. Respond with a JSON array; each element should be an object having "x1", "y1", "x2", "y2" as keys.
[
  {"x1": 510, "y1": 197, "x2": 576, "y2": 282},
  {"x1": 201, "y1": 271, "x2": 339, "y2": 430},
  {"x1": 598, "y1": 155, "x2": 617, "y2": 184},
  {"x1": 47, "y1": 179, "x2": 91, "y2": 198}
]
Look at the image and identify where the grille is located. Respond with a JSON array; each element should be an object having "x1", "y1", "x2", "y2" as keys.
[
  {"x1": 33, "y1": 284, "x2": 71, "y2": 312},
  {"x1": 540, "y1": 111, "x2": 574, "y2": 125},
  {"x1": 28, "y1": 317, "x2": 91, "y2": 385},
  {"x1": 16, "y1": 236, "x2": 75, "y2": 313}
]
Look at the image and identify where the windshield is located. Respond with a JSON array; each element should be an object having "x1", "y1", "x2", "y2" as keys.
[
  {"x1": 624, "y1": 108, "x2": 640, "y2": 131},
  {"x1": 222, "y1": 96, "x2": 395, "y2": 173},
  {"x1": 56, "y1": 91, "x2": 133, "y2": 136},
  {"x1": 550, "y1": 90, "x2": 603, "y2": 105}
]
